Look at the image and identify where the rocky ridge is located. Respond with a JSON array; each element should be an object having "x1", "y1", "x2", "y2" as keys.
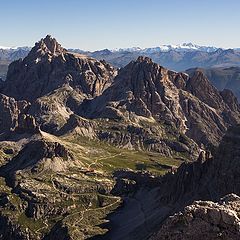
[
  {"x1": 147, "y1": 124, "x2": 240, "y2": 239},
  {"x1": 79, "y1": 56, "x2": 240, "y2": 148},
  {"x1": 187, "y1": 66, "x2": 240, "y2": 101}
]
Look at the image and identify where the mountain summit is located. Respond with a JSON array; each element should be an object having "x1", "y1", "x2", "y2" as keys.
[
  {"x1": 1, "y1": 35, "x2": 116, "y2": 101},
  {"x1": 29, "y1": 34, "x2": 67, "y2": 57},
  {"x1": 79, "y1": 56, "x2": 240, "y2": 148}
]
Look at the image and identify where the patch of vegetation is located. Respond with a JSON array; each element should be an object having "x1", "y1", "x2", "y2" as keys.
[
  {"x1": 61, "y1": 133, "x2": 183, "y2": 176},
  {"x1": 18, "y1": 213, "x2": 46, "y2": 232}
]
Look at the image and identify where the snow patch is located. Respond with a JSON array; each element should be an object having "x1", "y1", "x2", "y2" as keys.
[
  {"x1": 35, "y1": 58, "x2": 41, "y2": 64},
  {"x1": 109, "y1": 43, "x2": 221, "y2": 53}
]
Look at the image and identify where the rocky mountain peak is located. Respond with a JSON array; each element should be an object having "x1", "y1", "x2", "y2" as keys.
[
  {"x1": 1, "y1": 36, "x2": 116, "y2": 101},
  {"x1": 80, "y1": 57, "x2": 185, "y2": 127},
  {"x1": 136, "y1": 56, "x2": 153, "y2": 64},
  {"x1": 79, "y1": 56, "x2": 240, "y2": 150},
  {"x1": 30, "y1": 34, "x2": 66, "y2": 57},
  {"x1": 185, "y1": 68, "x2": 224, "y2": 109}
]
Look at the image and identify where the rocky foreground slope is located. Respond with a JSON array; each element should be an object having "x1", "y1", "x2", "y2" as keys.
[
  {"x1": 151, "y1": 194, "x2": 240, "y2": 240},
  {"x1": 0, "y1": 36, "x2": 240, "y2": 239}
]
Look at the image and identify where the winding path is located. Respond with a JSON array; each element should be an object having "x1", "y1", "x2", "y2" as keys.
[{"x1": 35, "y1": 153, "x2": 123, "y2": 233}]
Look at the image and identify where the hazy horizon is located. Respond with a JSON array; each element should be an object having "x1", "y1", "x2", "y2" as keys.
[{"x1": 1, "y1": 0, "x2": 240, "y2": 50}]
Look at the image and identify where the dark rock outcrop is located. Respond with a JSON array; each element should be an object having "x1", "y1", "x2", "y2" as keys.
[
  {"x1": 0, "y1": 94, "x2": 30, "y2": 134},
  {"x1": 14, "y1": 114, "x2": 39, "y2": 134},
  {"x1": 158, "y1": 124, "x2": 240, "y2": 205}
]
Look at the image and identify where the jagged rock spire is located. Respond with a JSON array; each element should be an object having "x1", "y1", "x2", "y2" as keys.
[
  {"x1": 2, "y1": 35, "x2": 116, "y2": 102},
  {"x1": 29, "y1": 35, "x2": 67, "y2": 57}
]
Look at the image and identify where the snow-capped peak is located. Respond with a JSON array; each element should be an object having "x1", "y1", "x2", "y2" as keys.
[
  {"x1": 141, "y1": 43, "x2": 220, "y2": 53},
  {"x1": 109, "y1": 43, "x2": 220, "y2": 53},
  {"x1": 111, "y1": 47, "x2": 143, "y2": 52},
  {"x1": 0, "y1": 46, "x2": 31, "y2": 50},
  {"x1": 0, "y1": 46, "x2": 17, "y2": 50}
]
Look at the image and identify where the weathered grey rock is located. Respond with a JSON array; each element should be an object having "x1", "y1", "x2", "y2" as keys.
[
  {"x1": 0, "y1": 140, "x2": 73, "y2": 181},
  {"x1": 79, "y1": 57, "x2": 240, "y2": 149},
  {"x1": 0, "y1": 94, "x2": 30, "y2": 134},
  {"x1": 14, "y1": 114, "x2": 39, "y2": 134},
  {"x1": 151, "y1": 193, "x2": 240, "y2": 240}
]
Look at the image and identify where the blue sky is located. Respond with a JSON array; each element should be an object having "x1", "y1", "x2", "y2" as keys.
[{"x1": 1, "y1": 0, "x2": 239, "y2": 50}]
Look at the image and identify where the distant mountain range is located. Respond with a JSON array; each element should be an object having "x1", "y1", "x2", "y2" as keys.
[
  {"x1": 1, "y1": 43, "x2": 240, "y2": 100},
  {"x1": 0, "y1": 42, "x2": 234, "y2": 53},
  {"x1": 88, "y1": 47, "x2": 240, "y2": 70},
  {"x1": 106, "y1": 42, "x2": 220, "y2": 53},
  {"x1": 0, "y1": 47, "x2": 31, "y2": 80},
  {"x1": 1, "y1": 42, "x2": 240, "y2": 70}
]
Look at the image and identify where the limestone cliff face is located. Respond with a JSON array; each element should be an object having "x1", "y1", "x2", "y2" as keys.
[
  {"x1": 80, "y1": 56, "x2": 188, "y2": 132},
  {"x1": 79, "y1": 57, "x2": 240, "y2": 148},
  {"x1": 2, "y1": 35, "x2": 117, "y2": 101}
]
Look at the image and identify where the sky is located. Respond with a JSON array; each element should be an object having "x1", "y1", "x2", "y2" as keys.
[{"x1": 0, "y1": 0, "x2": 239, "y2": 50}]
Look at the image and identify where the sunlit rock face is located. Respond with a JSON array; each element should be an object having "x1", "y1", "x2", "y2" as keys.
[{"x1": 2, "y1": 35, "x2": 117, "y2": 101}]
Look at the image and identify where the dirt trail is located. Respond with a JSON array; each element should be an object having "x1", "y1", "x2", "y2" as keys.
[{"x1": 87, "y1": 152, "x2": 123, "y2": 169}]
